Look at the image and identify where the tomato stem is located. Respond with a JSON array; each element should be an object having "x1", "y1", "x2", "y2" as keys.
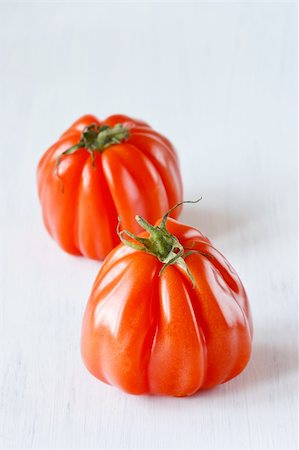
[
  {"x1": 117, "y1": 199, "x2": 203, "y2": 287},
  {"x1": 56, "y1": 123, "x2": 130, "y2": 169}
]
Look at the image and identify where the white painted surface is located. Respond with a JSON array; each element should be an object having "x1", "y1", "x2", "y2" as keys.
[{"x1": 0, "y1": 3, "x2": 297, "y2": 450}]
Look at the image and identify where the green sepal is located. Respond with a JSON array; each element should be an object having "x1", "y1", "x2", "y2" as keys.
[{"x1": 117, "y1": 199, "x2": 207, "y2": 288}]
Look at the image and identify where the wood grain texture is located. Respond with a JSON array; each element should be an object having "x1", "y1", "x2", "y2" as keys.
[{"x1": 0, "y1": 3, "x2": 297, "y2": 450}]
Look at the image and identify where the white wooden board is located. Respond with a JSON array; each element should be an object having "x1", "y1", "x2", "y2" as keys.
[{"x1": 0, "y1": 3, "x2": 297, "y2": 449}]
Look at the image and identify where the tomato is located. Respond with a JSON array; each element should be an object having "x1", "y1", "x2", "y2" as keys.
[
  {"x1": 81, "y1": 202, "x2": 253, "y2": 396},
  {"x1": 37, "y1": 114, "x2": 183, "y2": 260}
]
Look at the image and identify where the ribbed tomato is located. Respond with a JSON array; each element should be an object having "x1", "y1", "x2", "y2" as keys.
[
  {"x1": 81, "y1": 203, "x2": 253, "y2": 396},
  {"x1": 37, "y1": 114, "x2": 182, "y2": 260}
]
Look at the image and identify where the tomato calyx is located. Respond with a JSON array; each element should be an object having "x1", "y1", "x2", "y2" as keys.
[
  {"x1": 117, "y1": 199, "x2": 208, "y2": 287},
  {"x1": 56, "y1": 123, "x2": 130, "y2": 168}
]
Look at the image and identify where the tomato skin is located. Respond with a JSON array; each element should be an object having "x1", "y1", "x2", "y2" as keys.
[
  {"x1": 37, "y1": 115, "x2": 183, "y2": 260},
  {"x1": 81, "y1": 217, "x2": 253, "y2": 396}
]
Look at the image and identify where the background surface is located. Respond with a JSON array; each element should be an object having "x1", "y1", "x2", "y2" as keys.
[{"x1": 0, "y1": 2, "x2": 297, "y2": 450}]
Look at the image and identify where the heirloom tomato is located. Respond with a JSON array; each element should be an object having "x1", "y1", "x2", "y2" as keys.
[
  {"x1": 37, "y1": 114, "x2": 182, "y2": 260},
  {"x1": 81, "y1": 201, "x2": 253, "y2": 396}
]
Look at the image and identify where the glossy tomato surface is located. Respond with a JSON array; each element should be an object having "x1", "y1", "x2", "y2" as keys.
[
  {"x1": 81, "y1": 217, "x2": 253, "y2": 396},
  {"x1": 37, "y1": 115, "x2": 183, "y2": 260}
]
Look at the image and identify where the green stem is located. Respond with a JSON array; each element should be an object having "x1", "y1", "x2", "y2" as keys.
[
  {"x1": 56, "y1": 123, "x2": 130, "y2": 168},
  {"x1": 117, "y1": 199, "x2": 204, "y2": 287},
  {"x1": 96, "y1": 124, "x2": 130, "y2": 150},
  {"x1": 135, "y1": 215, "x2": 159, "y2": 235}
]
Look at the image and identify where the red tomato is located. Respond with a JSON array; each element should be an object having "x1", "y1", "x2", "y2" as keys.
[
  {"x1": 81, "y1": 203, "x2": 253, "y2": 396},
  {"x1": 37, "y1": 114, "x2": 183, "y2": 260}
]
